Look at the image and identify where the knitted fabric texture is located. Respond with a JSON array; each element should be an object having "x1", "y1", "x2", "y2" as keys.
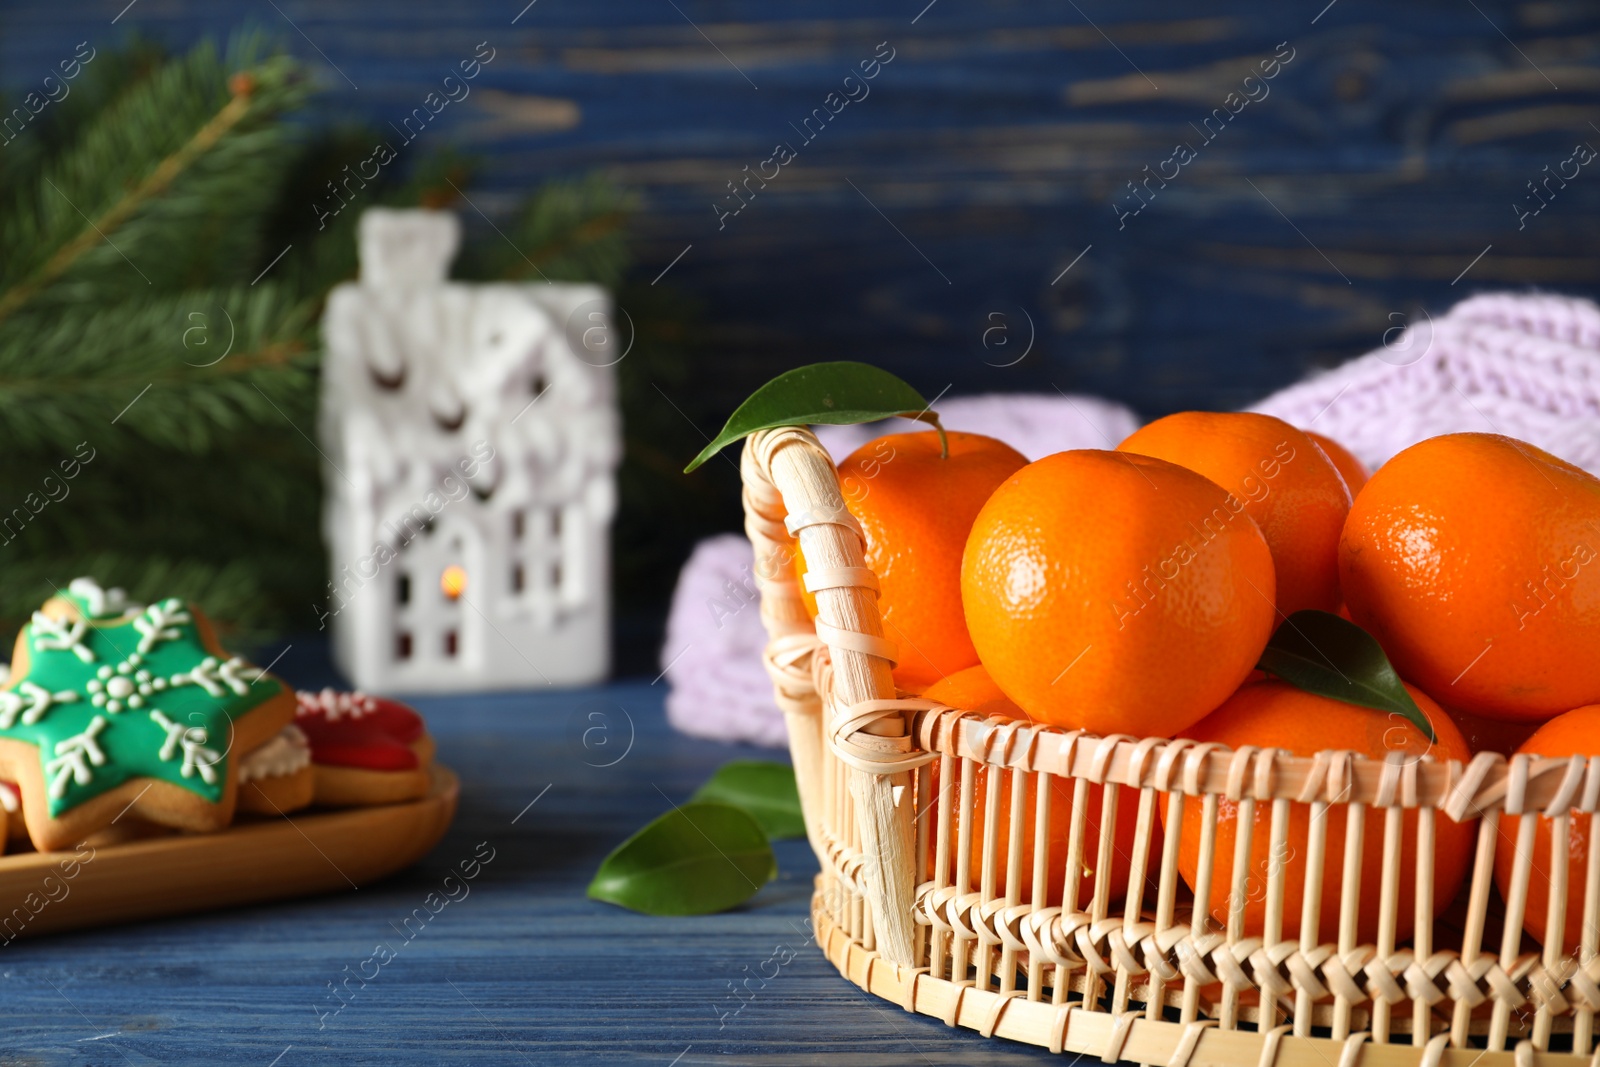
[
  {"x1": 663, "y1": 292, "x2": 1600, "y2": 746},
  {"x1": 1251, "y1": 292, "x2": 1600, "y2": 474}
]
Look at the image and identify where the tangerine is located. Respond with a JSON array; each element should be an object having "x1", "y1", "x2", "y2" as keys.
[
  {"x1": 1118, "y1": 412, "x2": 1351, "y2": 615},
  {"x1": 1173, "y1": 678, "x2": 1474, "y2": 944},
  {"x1": 1493, "y1": 705, "x2": 1600, "y2": 952},
  {"x1": 961, "y1": 449, "x2": 1276, "y2": 737},
  {"x1": 922, "y1": 665, "x2": 1157, "y2": 906},
  {"x1": 1306, "y1": 430, "x2": 1370, "y2": 496},
  {"x1": 1448, "y1": 705, "x2": 1538, "y2": 757},
  {"x1": 795, "y1": 431, "x2": 1026, "y2": 690},
  {"x1": 922, "y1": 663, "x2": 1027, "y2": 719},
  {"x1": 1340, "y1": 433, "x2": 1600, "y2": 720}
]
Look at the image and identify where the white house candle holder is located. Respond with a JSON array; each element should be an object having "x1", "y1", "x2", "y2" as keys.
[{"x1": 319, "y1": 208, "x2": 621, "y2": 692}]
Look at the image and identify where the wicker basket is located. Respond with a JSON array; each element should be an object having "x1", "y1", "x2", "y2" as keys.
[{"x1": 741, "y1": 425, "x2": 1600, "y2": 1067}]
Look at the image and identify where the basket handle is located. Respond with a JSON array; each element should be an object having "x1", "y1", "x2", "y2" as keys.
[{"x1": 741, "y1": 425, "x2": 921, "y2": 966}]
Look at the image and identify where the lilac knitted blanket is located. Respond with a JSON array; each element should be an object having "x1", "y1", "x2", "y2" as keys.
[{"x1": 662, "y1": 292, "x2": 1600, "y2": 746}]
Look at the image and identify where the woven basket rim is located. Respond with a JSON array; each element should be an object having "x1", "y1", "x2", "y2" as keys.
[{"x1": 793, "y1": 643, "x2": 1599, "y2": 821}]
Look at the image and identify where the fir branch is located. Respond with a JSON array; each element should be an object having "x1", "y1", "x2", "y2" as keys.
[
  {"x1": 0, "y1": 82, "x2": 253, "y2": 325},
  {"x1": 0, "y1": 38, "x2": 305, "y2": 317},
  {"x1": 0, "y1": 38, "x2": 167, "y2": 180},
  {"x1": 461, "y1": 175, "x2": 634, "y2": 288},
  {"x1": 0, "y1": 285, "x2": 315, "y2": 455},
  {"x1": 518, "y1": 209, "x2": 629, "y2": 277}
]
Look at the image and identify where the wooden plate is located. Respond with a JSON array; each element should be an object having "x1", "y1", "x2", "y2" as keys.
[{"x1": 0, "y1": 765, "x2": 459, "y2": 939}]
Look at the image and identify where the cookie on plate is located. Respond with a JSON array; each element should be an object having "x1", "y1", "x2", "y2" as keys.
[
  {"x1": 296, "y1": 689, "x2": 433, "y2": 807},
  {"x1": 236, "y1": 723, "x2": 315, "y2": 815},
  {"x1": 0, "y1": 579, "x2": 295, "y2": 851}
]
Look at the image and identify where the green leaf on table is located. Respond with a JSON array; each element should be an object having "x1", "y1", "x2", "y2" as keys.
[
  {"x1": 1257, "y1": 610, "x2": 1436, "y2": 742},
  {"x1": 690, "y1": 760, "x2": 805, "y2": 841},
  {"x1": 684, "y1": 361, "x2": 945, "y2": 472},
  {"x1": 587, "y1": 801, "x2": 777, "y2": 915}
]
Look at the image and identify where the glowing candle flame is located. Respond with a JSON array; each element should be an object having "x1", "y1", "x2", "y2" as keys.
[{"x1": 441, "y1": 565, "x2": 467, "y2": 600}]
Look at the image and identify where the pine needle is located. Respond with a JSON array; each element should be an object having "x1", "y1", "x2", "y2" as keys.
[{"x1": 0, "y1": 88, "x2": 256, "y2": 326}]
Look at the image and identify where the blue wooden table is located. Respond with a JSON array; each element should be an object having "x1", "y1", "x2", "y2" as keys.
[{"x1": 0, "y1": 643, "x2": 1067, "y2": 1065}]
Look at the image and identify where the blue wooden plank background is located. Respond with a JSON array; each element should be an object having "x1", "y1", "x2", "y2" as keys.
[
  {"x1": 0, "y1": 645, "x2": 1077, "y2": 1065},
  {"x1": 4, "y1": 0, "x2": 1598, "y2": 423},
  {"x1": 7, "y1": 0, "x2": 1600, "y2": 656}
]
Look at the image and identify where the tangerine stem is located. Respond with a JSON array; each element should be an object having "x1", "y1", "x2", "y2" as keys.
[{"x1": 907, "y1": 411, "x2": 948, "y2": 458}]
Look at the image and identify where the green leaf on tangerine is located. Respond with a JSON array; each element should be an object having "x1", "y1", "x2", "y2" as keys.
[
  {"x1": 690, "y1": 760, "x2": 805, "y2": 841},
  {"x1": 586, "y1": 801, "x2": 777, "y2": 916},
  {"x1": 684, "y1": 361, "x2": 944, "y2": 472},
  {"x1": 1256, "y1": 609, "x2": 1436, "y2": 742}
]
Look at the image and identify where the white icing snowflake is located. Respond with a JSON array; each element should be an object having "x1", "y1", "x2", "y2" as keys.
[
  {"x1": 11, "y1": 613, "x2": 265, "y2": 729},
  {"x1": 31, "y1": 612, "x2": 95, "y2": 663},
  {"x1": 0, "y1": 682, "x2": 80, "y2": 728},
  {"x1": 85, "y1": 654, "x2": 166, "y2": 713},
  {"x1": 45, "y1": 716, "x2": 108, "y2": 799},
  {"x1": 217, "y1": 658, "x2": 263, "y2": 692},
  {"x1": 170, "y1": 655, "x2": 260, "y2": 698},
  {"x1": 149, "y1": 710, "x2": 221, "y2": 784},
  {"x1": 133, "y1": 599, "x2": 192, "y2": 654}
]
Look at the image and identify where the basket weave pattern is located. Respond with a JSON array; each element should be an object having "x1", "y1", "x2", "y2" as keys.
[{"x1": 742, "y1": 426, "x2": 1600, "y2": 1067}]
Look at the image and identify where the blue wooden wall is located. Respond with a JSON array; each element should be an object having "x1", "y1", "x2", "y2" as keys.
[{"x1": 5, "y1": 0, "x2": 1598, "y2": 421}]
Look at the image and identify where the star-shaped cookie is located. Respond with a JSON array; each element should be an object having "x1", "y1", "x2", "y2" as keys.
[{"x1": 0, "y1": 579, "x2": 295, "y2": 851}]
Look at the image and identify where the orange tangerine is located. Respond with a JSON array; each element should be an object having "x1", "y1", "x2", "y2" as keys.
[
  {"x1": 797, "y1": 431, "x2": 1026, "y2": 691},
  {"x1": 961, "y1": 449, "x2": 1276, "y2": 738},
  {"x1": 1494, "y1": 704, "x2": 1600, "y2": 952},
  {"x1": 1306, "y1": 430, "x2": 1370, "y2": 496},
  {"x1": 1118, "y1": 412, "x2": 1351, "y2": 616},
  {"x1": 1340, "y1": 432, "x2": 1600, "y2": 720},
  {"x1": 1172, "y1": 678, "x2": 1474, "y2": 944},
  {"x1": 1448, "y1": 705, "x2": 1539, "y2": 757}
]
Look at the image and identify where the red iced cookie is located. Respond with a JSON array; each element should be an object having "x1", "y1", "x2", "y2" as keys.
[
  {"x1": 294, "y1": 690, "x2": 433, "y2": 806},
  {"x1": 295, "y1": 689, "x2": 424, "y2": 770}
]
